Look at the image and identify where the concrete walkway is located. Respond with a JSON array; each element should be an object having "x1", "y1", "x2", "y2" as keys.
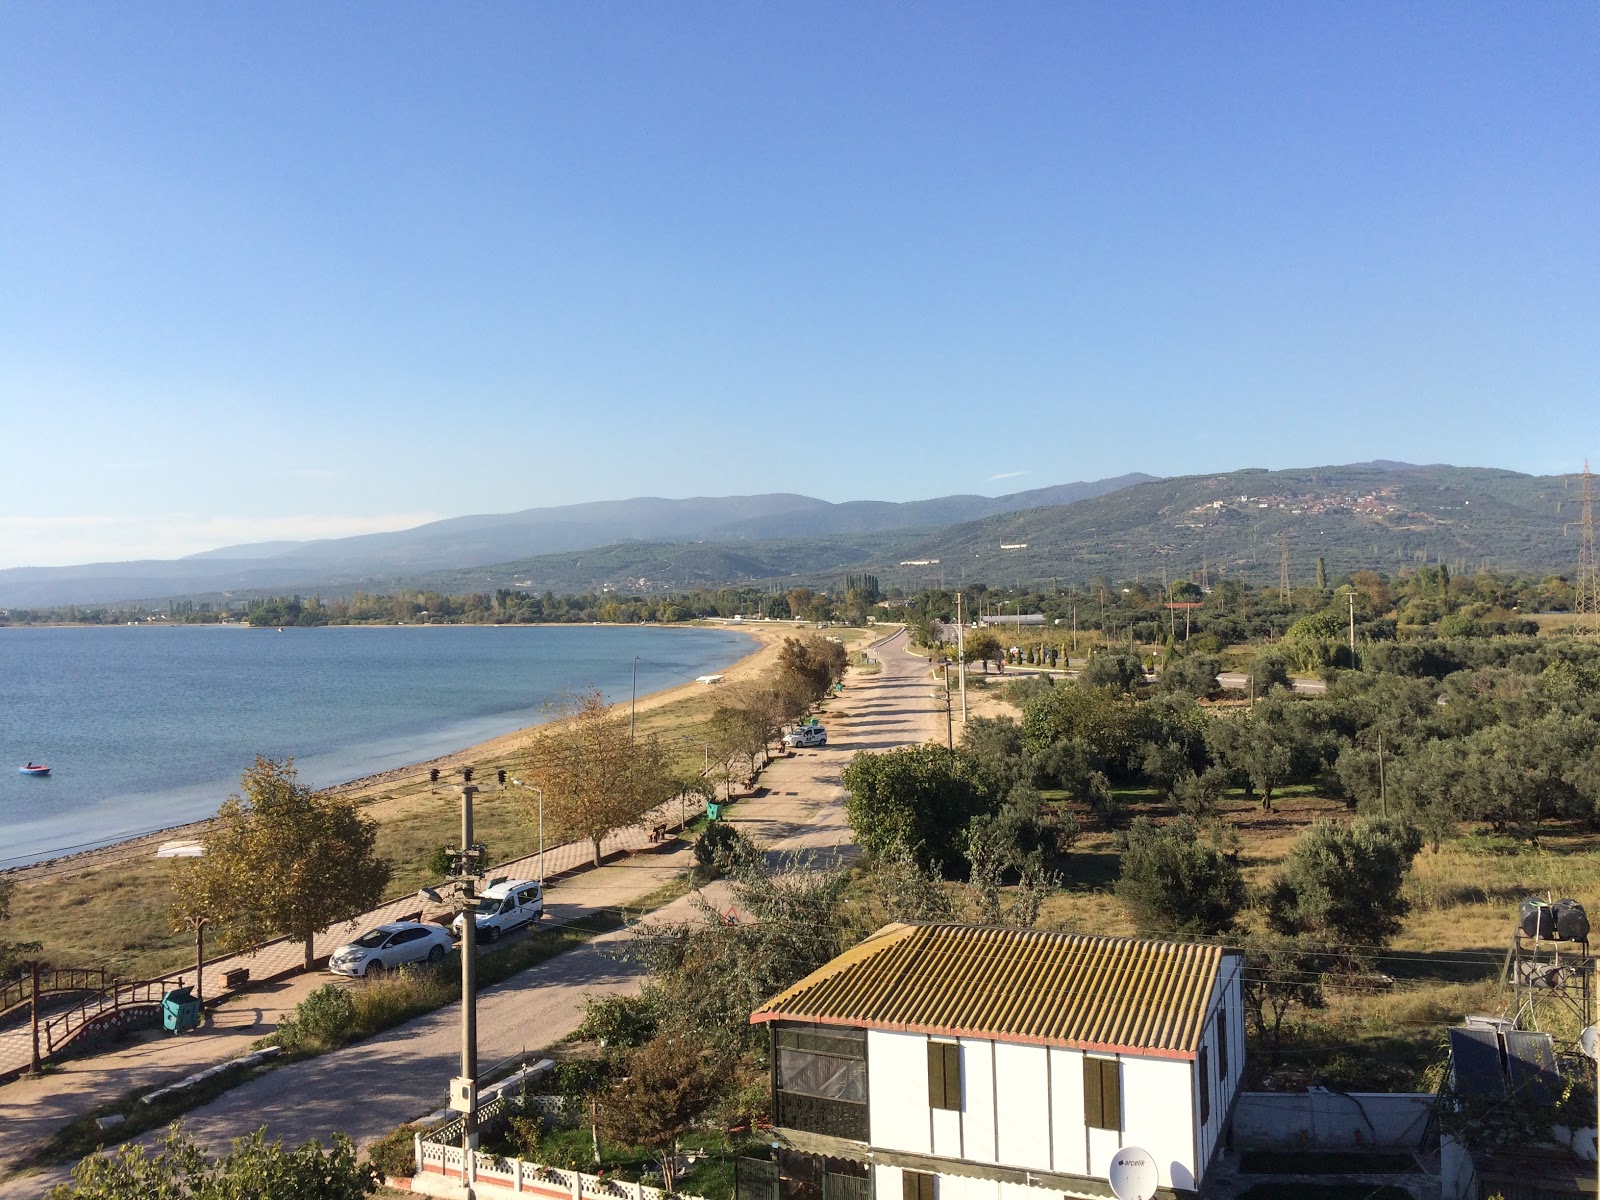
[{"x1": 0, "y1": 630, "x2": 939, "y2": 1197}]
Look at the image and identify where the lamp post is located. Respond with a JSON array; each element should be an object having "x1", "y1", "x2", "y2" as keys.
[{"x1": 510, "y1": 779, "x2": 545, "y2": 884}]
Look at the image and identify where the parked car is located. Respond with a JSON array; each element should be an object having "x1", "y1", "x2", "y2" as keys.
[
  {"x1": 328, "y1": 921, "x2": 454, "y2": 978},
  {"x1": 452, "y1": 878, "x2": 544, "y2": 942},
  {"x1": 783, "y1": 724, "x2": 828, "y2": 749}
]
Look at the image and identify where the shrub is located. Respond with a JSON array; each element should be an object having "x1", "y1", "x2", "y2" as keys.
[
  {"x1": 365, "y1": 1124, "x2": 423, "y2": 1181},
  {"x1": 580, "y1": 993, "x2": 657, "y2": 1048},
  {"x1": 1115, "y1": 818, "x2": 1245, "y2": 936},
  {"x1": 276, "y1": 983, "x2": 356, "y2": 1052}
]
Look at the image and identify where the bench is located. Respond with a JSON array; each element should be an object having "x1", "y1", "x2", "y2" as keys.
[{"x1": 222, "y1": 967, "x2": 250, "y2": 990}]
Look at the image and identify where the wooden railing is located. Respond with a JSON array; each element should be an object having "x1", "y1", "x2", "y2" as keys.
[{"x1": 0, "y1": 967, "x2": 117, "y2": 1018}]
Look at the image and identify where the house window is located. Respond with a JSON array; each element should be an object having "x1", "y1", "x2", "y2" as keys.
[
  {"x1": 902, "y1": 1171, "x2": 935, "y2": 1200},
  {"x1": 774, "y1": 1025, "x2": 869, "y2": 1141},
  {"x1": 927, "y1": 1040, "x2": 961, "y2": 1110},
  {"x1": 1216, "y1": 1011, "x2": 1228, "y2": 1082},
  {"x1": 1084, "y1": 1057, "x2": 1121, "y2": 1131},
  {"x1": 1198, "y1": 1046, "x2": 1210, "y2": 1125}
]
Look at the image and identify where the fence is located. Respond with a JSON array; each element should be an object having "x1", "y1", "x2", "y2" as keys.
[
  {"x1": 1231, "y1": 1090, "x2": 1437, "y2": 1151},
  {"x1": 412, "y1": 1142, "x2": 710, "y2": 1200}
]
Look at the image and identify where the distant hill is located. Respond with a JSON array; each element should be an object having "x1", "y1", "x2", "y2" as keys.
[
  {"x1": 222, "y1": 463, "x2": 1587, "y2": 601},
  {"x1": 869, "y1": 462, "x2": 1581, "y2": 593},
  {"x1": 0, "y1": 474, "x2": 1151, "y2": 607}
]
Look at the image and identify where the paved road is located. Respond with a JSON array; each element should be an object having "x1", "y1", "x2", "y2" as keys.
[
  {"x1": 1216, "y1": 670, "x2": 1327, "y2": 695},
  {"x1": 0, "y1": 631, "x2": 938, "y2": 1197}
]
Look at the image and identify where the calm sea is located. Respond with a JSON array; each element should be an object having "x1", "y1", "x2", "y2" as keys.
[{"x1": 0, "y1": 624, "x2": 753, "y2": 867}]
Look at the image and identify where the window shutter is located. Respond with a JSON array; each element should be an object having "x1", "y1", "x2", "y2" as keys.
[
  {"x1": 1083, "y1": 1058, "x2": 1103, "y2": 1128},
  {"x1": 1217, "y1": 1011, "x2": 1228, "y2": 1082},
  {"x1": 1103, "y1": 1060, "x2": 1121, "y2": 1131},
  {"x1": 902, "y1": 1173, "x2": 934, "y2": 1200},
  {"x1": 1198, "y1": 1047, "x2": 1210, "y2": 1125},
  {"x1": 928, "y1": 1042, "x2": 960, "y2": 1110}
]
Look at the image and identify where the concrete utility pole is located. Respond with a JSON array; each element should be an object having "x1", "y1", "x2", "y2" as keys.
[
  {"x1": 944, "y1": 664, "x2": 953, "y2": 750},
  {"x1": 454, "y1": 785, "x2": 480, "y2": 1153},
  {"x1": 630, "y1": 656, "x2": 639, "y2": 743},
  {"x1": 1347, "y1": 589, "x2": 1356, "y2": 665},
  {"x1": 955, "y1": 593, "x2": 967, "y2": 724}
]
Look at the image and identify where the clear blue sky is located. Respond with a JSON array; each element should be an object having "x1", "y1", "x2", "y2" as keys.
[{"x1": 2, "y1": 4, "x2": 1595, "y2": 567}]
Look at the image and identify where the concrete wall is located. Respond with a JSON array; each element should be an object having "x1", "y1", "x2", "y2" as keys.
[{"x1": 1231, "y1": 1091, "x2": 1435, "y2": 1151}]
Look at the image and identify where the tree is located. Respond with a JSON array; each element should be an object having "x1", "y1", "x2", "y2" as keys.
[
  {"x1": 1267, "y1": 817, "x2": 1422, "y2": 959},
  {"x1": 964, "y1": 629, "x2": 1002, "y2": 674},
  {"x1": 1158, "y1": 653, "x2": 1222, "y2": 700},
  {"x1": 1241, "y1": 934, "x2": 1326, "y2": 1055},
  {"x1": 1115, "y1": 818, "x2": 1245, "y2": 937},
  {"x1": 172, "y1": 759, "x2": 391, "y2": 972},
  {"x1": 842, "y1": 745, "x2": 998, "y2": 873},
  {"x1": 597, "y1": 1028, "x2": 728, "y2": 1193},
  {"x1": 0, "y1": 879, "x2": 42, "y2": 982},
  {"x1": 1080, "y1": 649, "x2": 1143, "y2": 693},
  {"x1": 48, "y1": 1127, "x2": 375, "y2": 1200},
  {"x1": 522, "y1": 690, "x2": 675, "y2": 866},
  {"x1": 1249, "y1": 649, "x2": 1291, "y2": 693}
]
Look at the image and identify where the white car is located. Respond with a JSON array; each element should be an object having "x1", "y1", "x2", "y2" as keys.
[
  {"x1": 784, "y1": 725, "x2": 827, "y2": 749},
  {"x1": 328, "y1": 921, "x2": 454, "y2": 978},
  {"x1": 451, "y1": 879, "x2": 544, "y2": 943}
]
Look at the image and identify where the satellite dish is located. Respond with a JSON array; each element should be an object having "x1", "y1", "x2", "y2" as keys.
[
  {"x1": 1108, "y1": 1147, "x2": 1159, "y2": 1200},
  {"x1": 1581, "y1": 1024, "x2": 1600, "y2": 1062}
]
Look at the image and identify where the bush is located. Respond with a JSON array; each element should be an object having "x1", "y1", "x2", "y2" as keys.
[
  {"x1": 1115, "y1": 818, "x2": 1245, "y2": 936},
  {"x1": 365, "y1": 1124, "x2": 423, "y2": 1181},
  {"x1": 580, "y1": 993, "x2": 657, "y2": 1048},
  {"x1": 276, "y1": 983, "x2": 356, "y2": 1052}
]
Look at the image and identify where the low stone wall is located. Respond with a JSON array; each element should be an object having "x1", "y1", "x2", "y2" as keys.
[{"x1": 1231, "y1": 1090, "x2": 1436, "y2": 1151}]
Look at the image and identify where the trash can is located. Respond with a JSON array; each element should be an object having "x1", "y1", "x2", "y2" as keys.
[
  {"x1": 706, "y1": 802, "x2": 722, "y2": 821},
  {"x1": 162, "y1": 986, "x2": 200, "y2": 1033}
]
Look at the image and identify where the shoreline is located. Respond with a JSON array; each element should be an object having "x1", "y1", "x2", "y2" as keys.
[{"x1": 2, "y1": 622, "x2": 790, "y2": 881}]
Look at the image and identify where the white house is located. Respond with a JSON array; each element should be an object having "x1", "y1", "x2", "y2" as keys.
[{"x1": 744, "y1": 923, "x2": 1244, "y2": 1200}]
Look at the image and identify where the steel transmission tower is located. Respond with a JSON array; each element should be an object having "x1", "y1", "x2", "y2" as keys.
[
  {"x1": 1278, "y1": 532, "x2": 1291, "y2": 603},
  {"x1": 1578, "y1": 461, "x2": 1599, "y2": 632}
]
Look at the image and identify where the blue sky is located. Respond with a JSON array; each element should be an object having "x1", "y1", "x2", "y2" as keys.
[{"x1": 2, "y1": 4, "x2": 1595, "y2": 567}]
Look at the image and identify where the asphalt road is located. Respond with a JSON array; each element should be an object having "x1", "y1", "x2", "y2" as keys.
[{"x1": 0, "y1": 630, "x2": 938, "y2": 1198}]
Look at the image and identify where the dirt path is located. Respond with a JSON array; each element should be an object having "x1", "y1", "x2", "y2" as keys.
[{"x1": 0, "y1": 630, "x2": 939, "y2": 1197}]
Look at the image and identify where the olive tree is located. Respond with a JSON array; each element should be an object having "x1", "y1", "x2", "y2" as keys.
[
  {"x1": 1115, "y1": 818, "x2": 1245, "y2": 937},
  {"x1": 172, "y1": 759, "x2": 391, "y2": 972}
]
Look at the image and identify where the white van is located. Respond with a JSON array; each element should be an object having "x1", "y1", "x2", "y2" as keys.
[{"x1": 452, "y1": 878, "x2": 544, "y2": 942}]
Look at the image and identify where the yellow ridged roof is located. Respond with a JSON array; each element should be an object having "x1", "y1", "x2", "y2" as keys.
[{"x1": 751, "y1": 923, "x2": 1225, "y2": 1059}]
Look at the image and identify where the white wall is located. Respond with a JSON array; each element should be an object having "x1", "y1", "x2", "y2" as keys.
[
  {"x1": 870, "y1": 1030, "x2": 932, "y2": 1155},
  {"x1": 993, "y1": 1043, "x2": 1051, "y2": 1169},
  {"x1": 1119, "y1": 1056, "x2": 1195, "y2": 1190}
]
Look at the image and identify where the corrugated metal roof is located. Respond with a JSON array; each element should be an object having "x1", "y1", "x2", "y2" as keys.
[{"x1": 751, "y1": 923, "x2": 1226, "y2": 1059}]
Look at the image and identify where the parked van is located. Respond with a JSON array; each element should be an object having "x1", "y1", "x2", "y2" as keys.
[
  {"x1": 783, "y1": 724, "x2": 827, "y2": 749},
  {"x1": 452, "y1": 878, "x2": 544, "y2": 942}
]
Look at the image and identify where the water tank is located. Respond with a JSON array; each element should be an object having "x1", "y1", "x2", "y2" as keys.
[
  {"x1": 1554, "y1": 898, "x2": 1589, "y2": 943},
  {"x1": 1521, "y1": 898, "x2": 1555, "y2": 940}
]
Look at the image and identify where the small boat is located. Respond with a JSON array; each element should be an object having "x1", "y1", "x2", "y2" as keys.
[{"x1": 19, "y1": 763, "x2": 51, "y2": 777}]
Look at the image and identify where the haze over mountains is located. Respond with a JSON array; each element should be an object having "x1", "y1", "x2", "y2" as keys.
[
  {"x1": 0, "y1": 475, "x2": 1152, "y2": 607},
  {"x1": 2, "y1": 463, "x2": 1588, "y2": 609}
]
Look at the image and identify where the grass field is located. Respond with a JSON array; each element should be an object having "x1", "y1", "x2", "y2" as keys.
[{"x1": 1028, "y1": 781, "x2": 1600, "y2": 1088}]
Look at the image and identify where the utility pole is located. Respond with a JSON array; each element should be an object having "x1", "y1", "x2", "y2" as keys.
[
  {"x1": 1378, "y1": 733, "x2": 1387, "y2": 818},
  {"x1": 1577, "y1": 461, "x2": 1599, "y2": 632},
  {"x1": 449, "y1": 785, "x2": 481, "y2": 1154},
  {"x1": 630, "y1": 655, "x2": 639, "y2": 743},
  {"x1": 1348, "y1": 589, "x2": 1357, "y2": 666},
  {"x1": 944, "y1": 665, "x2": 953, "y2": 750},
  {"x1": 955, "y1": 592, "x2": 967, "y2": 723},
  {"x1": 1278, "y1": 531, "x2": 1291, "y2": 604}
]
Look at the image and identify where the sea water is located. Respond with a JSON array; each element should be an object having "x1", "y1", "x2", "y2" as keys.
[{"x1": 0, "y1": 623, "x2": 753, "y2": 866}]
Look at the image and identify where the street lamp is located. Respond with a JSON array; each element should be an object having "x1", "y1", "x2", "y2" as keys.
[{"x1": 509, "y1": 779, "x2": 544, "y2": 884}]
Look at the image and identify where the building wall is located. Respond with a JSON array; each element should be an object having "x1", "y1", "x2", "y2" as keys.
[{"x1": 865, "y1": 1030, "x2": 1203, "y2": 1192}]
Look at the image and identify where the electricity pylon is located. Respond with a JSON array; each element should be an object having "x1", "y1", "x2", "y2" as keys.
[
  {"x1": 1278, "y1": 532, "x2": 1291, "y2": 604},
  {"x1": 1578, "y1": 461, "x2": 1599, "y2": 633}
]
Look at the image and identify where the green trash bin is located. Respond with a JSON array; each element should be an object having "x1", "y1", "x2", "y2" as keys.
[
  {"x1": 162, "y1": 986, "x2": 200, "y2": 1033},
  {"x1": 706, "y1": 802, "x2": 722, "y2": 821}
]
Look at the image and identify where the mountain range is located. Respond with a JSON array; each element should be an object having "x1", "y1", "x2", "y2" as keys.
[
  {"x1": 2, "y1": 463, "x2": 1588, "y2": 608},
  {"x1": 0, "y1": 475, "x2": 1152, "y2": 607}
]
